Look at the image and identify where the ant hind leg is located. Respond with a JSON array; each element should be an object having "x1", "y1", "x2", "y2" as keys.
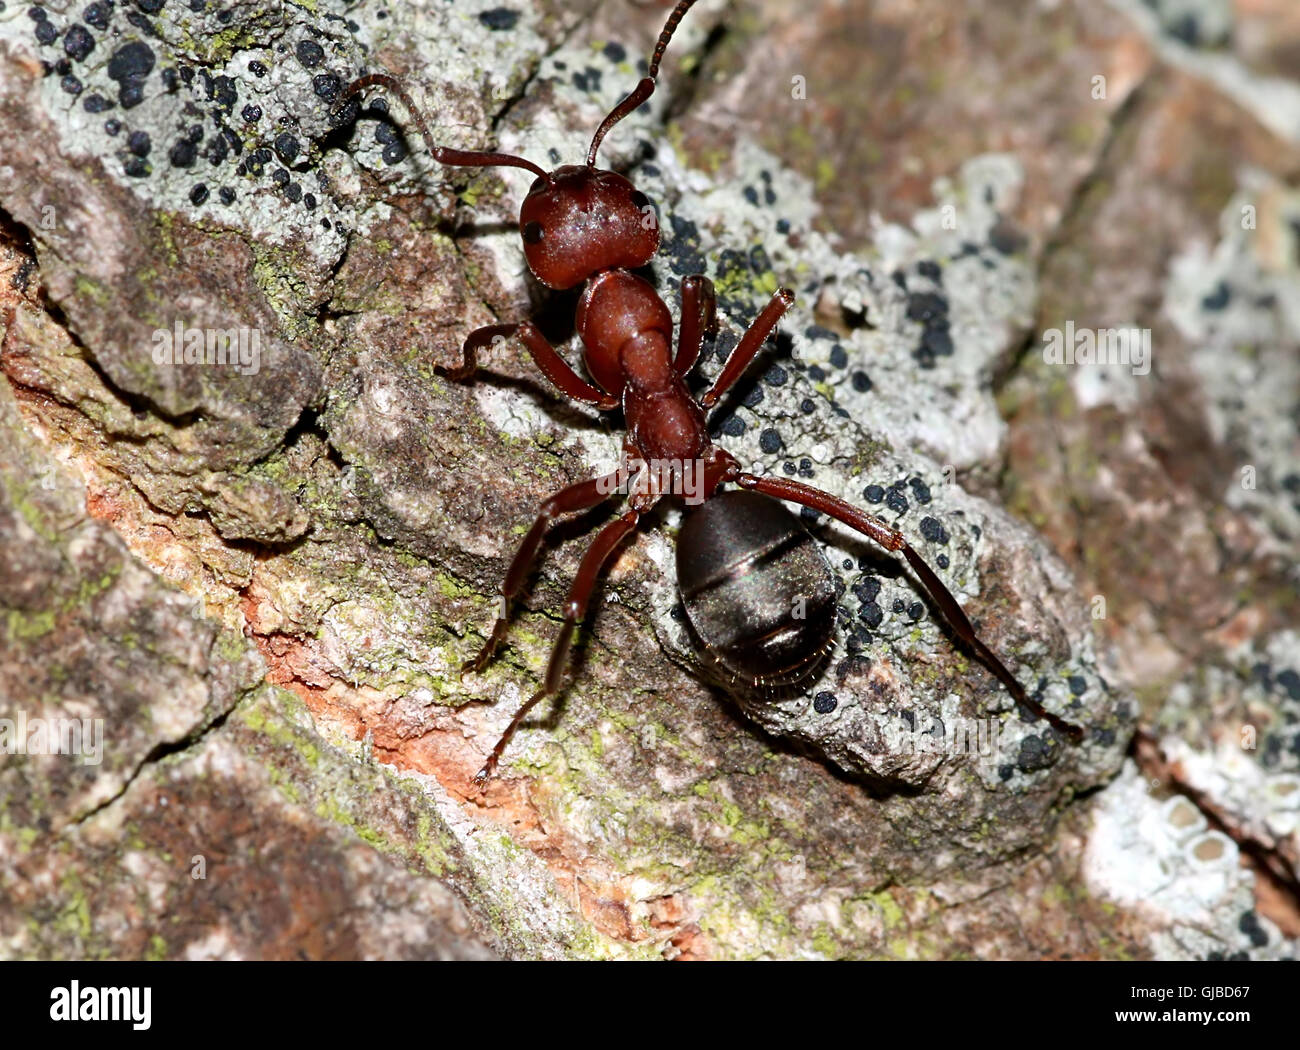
[
  {"x1": 475, "y1": 509, "x2": 641, "y2": 783},
  {"x1": 462, "y1": 470, "x2": 622, "y2": 675}
]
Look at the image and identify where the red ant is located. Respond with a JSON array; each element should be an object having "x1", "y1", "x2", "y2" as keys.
[{"x1": 338, "y1": 0, "x2": 1085, "y2": 784}]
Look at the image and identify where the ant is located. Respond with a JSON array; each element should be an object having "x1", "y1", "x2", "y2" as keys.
[{"x1": 337, "y1": 0, "x2": 1085, "y2": 784}]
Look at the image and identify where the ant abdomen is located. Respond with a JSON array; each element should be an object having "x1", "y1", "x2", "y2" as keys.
[{"x1": 676, "y1": 490, "x2": 838, "y2": 692}]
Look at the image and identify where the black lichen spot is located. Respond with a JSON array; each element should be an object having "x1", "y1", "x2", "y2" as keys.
[
  {"x1": 208, "y1": 74, "x2": 237, "y2": 112},
  {"x1": 218, "y1": 186, "x2": 235, "y2": 204},
  {"x1": 123, "y1": 156, "x2": 149, "y2": 178},
  {"x1": 891, "y1": 598, "x2": 905, "y2": 614},
  {"x1": 295, "y1": 39, "x2": 325, "y2": 68},
  {"x1": 922, "y1": 325, "x2": 953, "y2": 357},
  {"x1": 303, "y1": 192, "x2": 317, "y2": 210},
  {"x1": 1276, "y1": 668, "x2": 1300, "y2": 701},
  {"x1": 107, "y1": 40, "x2": 154, "y2": 108},
  {"x1": 285, "y1": 182, "x2": 302, "y2": 203},
  {"x1": 64, "y1": 23, "x2": 94, "y2": 61},
  {"x1": 907, "y1": 602, "x2": 923, "y2": 621},
  {"x1": 918, "y1": 516, "x2": 948, "y2": 544},
  {"x1": 936, "y1": 554, "x2": 949, "y2": 569},
  {"x1": 667, "y1": 214, "x2": 705, "y2": 275},
  {"x1": 126, "y1": 129, "x2": 151, "y2": 156},
  {"x1": 249, "y1": 59, "x2": 268, "y2": 78},
  {"x1": 813, "y1": 691, "x2": 838, "y2": 714},
  {"x1": 241, "y1": 103, "x2": 261, "y2": 123},
  {"x1": 799, "y1": 398, "x2": 815, "y2": 414},
  {"x1": 781, "y1": 461, "x2": 796, "y2": 475},
  {"x1": 189, "y1": 183, "x2": 208, "y2": 205},
  {"x1": 137, "y1": 0, "x2": 167, "y2": 13},
  {"x1": 743, "y1": 185, "x2": 759, "y2": 206},
  {"x1": 103, "y1": 118, "x2": 121, "y2": 135},
  {"x1": 800, "y1": 506, "x2": 821, "y2": 524},
  {"x1": 35, "y1": 19, "x2": 59, "y2": 46},
  {"x1": 83, "y1": 92, "x2": 113, "y2": 113},
  {"x1": 603, "y1": 41, "x2": 626, "y2": 63},
  {"x1": 1237, "y1": 911, "x2": 1268, "y2": 948},
  {"x1": 1201, "y1": 281, "x2": 1230, "y2": 311},
  {"x1": 916, "y1": 259, "x2": 940, "y2": 282},
  {"x1": 884, "y1": 488, "x2": 908, "y2": 515},
  {"x1": 742, "y1": 385, "x2": 764, "y2": 408},
  {"x1": 807, "y1": 364, "x2": 825, "y2": 381},
  {"x1": 759, "y1": 428, "x2": 782, "y2": 454},
  {"x1": 479, "y1": 7, "x2": 519, "y2": 31},
  {"x1": 763, "y1": 364, "x2": 787, "y2": 386},
  {"x1": 859, "y1": 602, "x2": 883, "y2": 628},
  {"x1": 1068, "y1": 675, "x2": 1087, "y2": 697},
  {"x1": 274, "y1": 131, "x2": 300, "y2": 164},
  {"x1": 850, "y1": 369, "x2": 871, "y2": 393},
  {"x1": 829, "y1": 344, "x2": 847, "y2": 369},
  {"x1": 718, "y1": 414, "x2": 744, "y2": 438},
  {"x1": 989, "y1": 217, "x2": 1027, "y2": 255},
  {"x1": 1016, "y1": 734, "x2": 1056, "y2": 773},
  {"x1": 313, "y1": 72, "x2": 341, "y2": 101},
  {"x1": 169, "y1": 138, "x2": 197, "y2": 167},
  {"x1": 797, "y1": 458, "x2": 813, "y2": 478},
  {"x1": 775, "y1": 217, "x2": 790, "y2": 234},
  {"x1": 908, "y1": 476, "x2": 931, "y2": 504},
  {"x1": 852, "y1": 578, "x2": 881, "y2": 603},
  {"x1": 863, "y1": 484, "x2": 883, "y2": 504},
  {"x1": 61, "y1": 74, "x2": 83, "y2": 94},
  {"x1": 84, "y1": 3, "x2": 110, "y2": 30},
  {"x1": 906, "y1": 291, "x2": 948, "y2": 324},
  {"x1": 271, "y1": 167, "x2": 289, "y2": 187},
  {"x1": 382, "y1": 141, "x2": 407, "y2": 165}
]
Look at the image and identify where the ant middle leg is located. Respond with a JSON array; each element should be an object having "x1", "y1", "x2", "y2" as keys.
[
  {"x1": 475, "y1": 509, "x2": 642, "y2": 783},
  {"x1": 674, "y1": 274, "x2": 718, "y2": 376},
  {"x1": 699, "y1": 288, "x2": 794, "y2": 408},
  {"x1": 463, "y1": 470, "x2": 622, "y2": 674},
  {"x1": 733, "y1": 473, "x2": 1085, "y2": 742},
  {"x1": 437, "y1": 320, "x2": 620, "y2": 410}
]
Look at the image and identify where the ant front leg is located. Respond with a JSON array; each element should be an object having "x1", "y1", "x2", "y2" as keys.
[
  {"x1": 475, "y1": 509, "x2": 642, "y2": 784},
  {"x1": 699, "y1": 288, "x2": 795, "y2": 408},
  {"x1": 463, "y1": 469, "x2": 623, "y2": 674},
  {"x1": 437, "y1": 320, "x2": 620, "y2": 410},
  {"x1": 733, "y1": 473, "x2": 1085, "y2": 743},
  {"x1": 674, "y1": 274, "x2": 718, "y2": 376}
]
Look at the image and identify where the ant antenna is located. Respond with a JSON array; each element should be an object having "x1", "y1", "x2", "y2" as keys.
[
  {"x1": 586, "y1": 0, "x2": 702, "y2": 167},
  {"x1": 341, "y1": 73, "x2": 548, "y2": 179}
]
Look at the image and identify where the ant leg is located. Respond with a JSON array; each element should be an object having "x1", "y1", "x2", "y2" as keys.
[
  {"x1": 733, "y1": 473, "x2": 1085, "y2": 742},
  {"x1": 699, "y1": 288, "x2": 794, "y2": 409},
  {"x1": 437, "y1": 320, "x2": 620, "y2": 410},
  {"x1": 463, "y1": 470, "x2": 623, "y2": 674},
  {"x1": 675, "y1": 274, "x2": 718, "y2": 376},
  {"x1": 475, "y1": 510, "x2": 642, "y2": 783}
]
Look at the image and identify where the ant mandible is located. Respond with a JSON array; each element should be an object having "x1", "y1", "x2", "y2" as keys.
[{"x1": 338, "y1": 0, "x2": 1085, "y2": 784}]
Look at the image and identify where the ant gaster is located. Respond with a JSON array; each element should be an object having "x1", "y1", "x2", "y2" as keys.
[{"x1": 339, "y1": 0, "x2": 1085, "y2": 784}]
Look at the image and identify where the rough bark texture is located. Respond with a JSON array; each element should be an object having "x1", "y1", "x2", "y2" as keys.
[{"x1": 0, "y1": 0, "x2": 1295, "y2": 959}]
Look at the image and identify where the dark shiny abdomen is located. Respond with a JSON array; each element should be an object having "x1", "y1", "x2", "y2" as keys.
[{"x1": 676, "y1": 490, "x2": 837, "y2": 690}]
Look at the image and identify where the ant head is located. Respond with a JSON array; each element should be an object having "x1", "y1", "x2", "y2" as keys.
[{"x1": 519, "y1": 166, "x2": 658, "y2": 290}]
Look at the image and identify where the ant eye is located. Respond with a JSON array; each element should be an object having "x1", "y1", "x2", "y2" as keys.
[
  {"x1": 529, "y1": 176, "x2": 546, "y2": 194},
  {"x1": 522, "y1": 221, "x2": 544, "y2": 244},
  {"x1": 630, "y1": 190, "x2": 649, "y2": 210}
]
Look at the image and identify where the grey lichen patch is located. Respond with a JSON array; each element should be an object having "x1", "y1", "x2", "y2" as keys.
[{"x1": 1167, "y1": 173, "x2": 1300, "y2": 553}]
